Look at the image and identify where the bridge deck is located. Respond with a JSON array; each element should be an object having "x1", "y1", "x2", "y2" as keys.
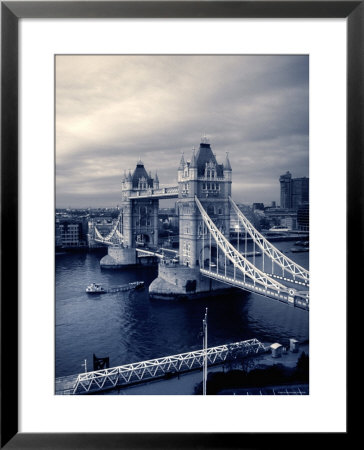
[
  {"x1": 135, "y1": 248, "x2": 164, "y2": 258},
  {"x1": 200, "y1": 267, "x2": 309, "y2": 310},
  {"x1": 136, "y1": 248, "x2": 179, "y2": 259}
]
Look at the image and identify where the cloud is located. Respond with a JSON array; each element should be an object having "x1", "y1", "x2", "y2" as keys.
[{"x1": 56, "y1": 55, "x2": 308, "y2": 207}]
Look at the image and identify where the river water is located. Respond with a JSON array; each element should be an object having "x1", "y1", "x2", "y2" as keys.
[{"x1": 55, "y1": 241, "x2": 309, "y2": 378}]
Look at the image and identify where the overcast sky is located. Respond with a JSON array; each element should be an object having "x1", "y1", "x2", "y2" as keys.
[{"x1": 56, "y1": 55, "x2": 308, "y2": 208}]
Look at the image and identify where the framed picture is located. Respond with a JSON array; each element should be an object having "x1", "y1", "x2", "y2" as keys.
[{"x1": 2, "y1": 1, "x2": 357, "y2": 447}]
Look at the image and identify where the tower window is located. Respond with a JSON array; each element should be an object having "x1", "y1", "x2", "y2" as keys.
[{"x1": 207, "y1": 205, "x2": 215, "y2": 216}]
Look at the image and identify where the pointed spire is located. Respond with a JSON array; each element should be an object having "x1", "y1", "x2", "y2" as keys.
[
  {"x1": 224, "y1": 152, "x2": 232, "y2": 171},
  {"x1": 178, "y1": 152, "x2": 185, "y2": 170},
  {"x1": 127, "y1": 170, "x2": 132, "y2": 181},
  {"x1": 155, "y1": 171, "x2": 159, "y2": 182},
  {"x1": 201, "y1": 134, "x2": 209, "y2": 144},
  {"x1": 190, "y1": 147, "x2": 197, "y2": 168}
]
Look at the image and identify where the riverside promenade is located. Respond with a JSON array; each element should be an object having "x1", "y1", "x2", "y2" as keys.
[{"x1": 100, "y1": 343, "x2": 309, "y2": 395}]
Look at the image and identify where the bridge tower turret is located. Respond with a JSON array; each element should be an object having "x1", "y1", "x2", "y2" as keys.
[
  {"x1": 178, "y1": 153, "x2": 185, "y2": 183},
  {"x1": 154, "y1": 172, "x2": 159, "y2": 189},
  {"x1": 177, "y1": 137, "x2": 232, "y2": 268}
]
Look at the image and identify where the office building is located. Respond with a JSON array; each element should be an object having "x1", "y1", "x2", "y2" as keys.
[{"x1": 280, "y1": 171, "x2": 309, "y2": 210}]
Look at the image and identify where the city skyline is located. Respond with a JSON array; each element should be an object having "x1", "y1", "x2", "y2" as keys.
[{"x1": 56, "y1": 55, "x2": 309, "y2": 208}]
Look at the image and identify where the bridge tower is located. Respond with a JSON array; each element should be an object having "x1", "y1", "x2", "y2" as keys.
[
  {"x1": 149, "y1": 137, "x2": 235, "y2": 299},
  {"x1": 177, "y1": 138, "x2": 232, "y2": 268},
  {"x1": 120, "y1": 160, "x2": 159, "y2": 248},
  {"x1": 100, "y1": 159, "x2": 159, "y2": 268}
]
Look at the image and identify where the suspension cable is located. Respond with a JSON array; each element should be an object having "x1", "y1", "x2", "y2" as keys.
[
  {"x1": 195, "y1": 197, "x2": 288, "y2": 293},
  {"x1": 229, "y1": 197, "x2": 309, "y2": 284}
]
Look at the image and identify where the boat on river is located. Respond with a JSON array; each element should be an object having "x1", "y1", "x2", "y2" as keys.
[
  {"x1": 86, "y1": 283, "x2": 106, "y2": 294},
  {"x1": 268, "y1": 225, "x2": 290, "y2": 232},
  {"x1": 291, "y1": 241, "x2": 309, "y2": 253},
  {"x1": 108, "y1": 281, "x2": 145, "y2": 293},
  {"x1": 86, "y1": 281, "x2": 145, "y2": 294}
]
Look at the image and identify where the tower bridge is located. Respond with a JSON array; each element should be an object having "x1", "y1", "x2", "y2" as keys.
[{"x1": 90, "y1": 138, "x2": 309, "y2": 309}]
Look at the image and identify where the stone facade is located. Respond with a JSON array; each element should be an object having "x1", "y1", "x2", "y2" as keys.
[
  {"x1": 101, "y1": 160, "x2": 159, "y2": 268},
  {"x1": 149, "y1": 139, "x2": 235, "y2": 299},
  {"x1": 149, "y1": 260, "x2": 235, "y2": 299},
  {"x1": 177, "y1": 139, "x2": 232, "y2": 269},
  {"x1": 100, "y1": 247, "x2": 136, "y2": 268},
  {"x1": 120, "y1": 161, "x2": 159, "y2": 248}
]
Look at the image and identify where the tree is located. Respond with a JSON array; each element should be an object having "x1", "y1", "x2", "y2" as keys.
[{"x1": 294, "y1": 351, "x2": 309, "y2": 382}]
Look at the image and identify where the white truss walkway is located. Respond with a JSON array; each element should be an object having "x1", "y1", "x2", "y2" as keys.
[
  {"x1": 229, "y1": 197, "x2": 309, "y2": 285},
  {"x1": 70, "y1": 339, "x2": 266, "y2": 394}
]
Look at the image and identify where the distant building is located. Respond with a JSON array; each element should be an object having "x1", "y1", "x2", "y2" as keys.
[
  {"x1": 56, "y1": 218, "x2": 88, "y2": 248},
  {"x1": 280, "y1": 171, "x2": 293, "y2": 209},
  {"x1": 55, "y1": 220, "x2": 63, "y2": 248},
  {"x1": 252, "y1": 203, "x2": 264, "y2": 211},
  {"x1": 159, "y1": 208, "x2": 178, "y2": 228},
  {"x1": 280, "y1": 171, "x2": 309, "y2": 210},
  {"x1": 264, "y1": 207, "x2": 297, "y2": 230},
  {"x1": 292, "y1": 177, "x2": 309, "y2": 210},
  {"x1": 297, "y1": 203, "x2": 309, "y2": 231}
]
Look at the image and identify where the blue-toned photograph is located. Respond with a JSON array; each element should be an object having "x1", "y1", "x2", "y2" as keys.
[{"x1": 55, "y1": 55, "x2": 309, "y2": 396}]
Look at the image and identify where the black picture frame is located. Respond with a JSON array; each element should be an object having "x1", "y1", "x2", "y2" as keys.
[{"x1": 1, "y1": 1, "x2": 357, "y2": 448}]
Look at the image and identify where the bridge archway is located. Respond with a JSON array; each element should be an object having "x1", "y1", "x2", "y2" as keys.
[
  {"x1": 136, "y1": 233, "x2": 152, "y2": 247},
  {"x1": 199, "y1": 244, "x2": 217, "y2": 269}
]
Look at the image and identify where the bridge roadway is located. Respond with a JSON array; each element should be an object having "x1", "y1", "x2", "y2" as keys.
[
  {"x1": 135, "y1": 249, "x2": 308, "y2": 309},
  {"x1": 200, "y1": 265, "x2": 309, "y2": 310},
  {"x1": 55, "y1": 338, "x2": 266, "y2": 395},
  {"x1": 136, "y1": 247, "x2": 178, "y2": 259}
]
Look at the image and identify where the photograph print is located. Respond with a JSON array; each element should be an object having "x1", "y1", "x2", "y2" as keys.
[{"x1": 55, "y1": 55, "x2": 309, "y2": 396}]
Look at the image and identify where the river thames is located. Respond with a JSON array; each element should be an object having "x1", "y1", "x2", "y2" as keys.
[{"x1": 55, "y1": 240, "x2": 309, "y2": 381}]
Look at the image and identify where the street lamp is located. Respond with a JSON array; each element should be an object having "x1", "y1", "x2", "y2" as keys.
[{"x1": 203, "y1": 307, "x2": 208, "y2": 396}]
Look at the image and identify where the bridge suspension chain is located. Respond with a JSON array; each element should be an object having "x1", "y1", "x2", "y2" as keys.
[
  {"x1": 94, "y1": 213, "x2": 124, "y2": 244},
  {"x1": 195, "y1": 197, "x2": 288, "y2": 293},
  {"x1": 229, "y1": 197, "x2": 309, "y2": 284}
]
